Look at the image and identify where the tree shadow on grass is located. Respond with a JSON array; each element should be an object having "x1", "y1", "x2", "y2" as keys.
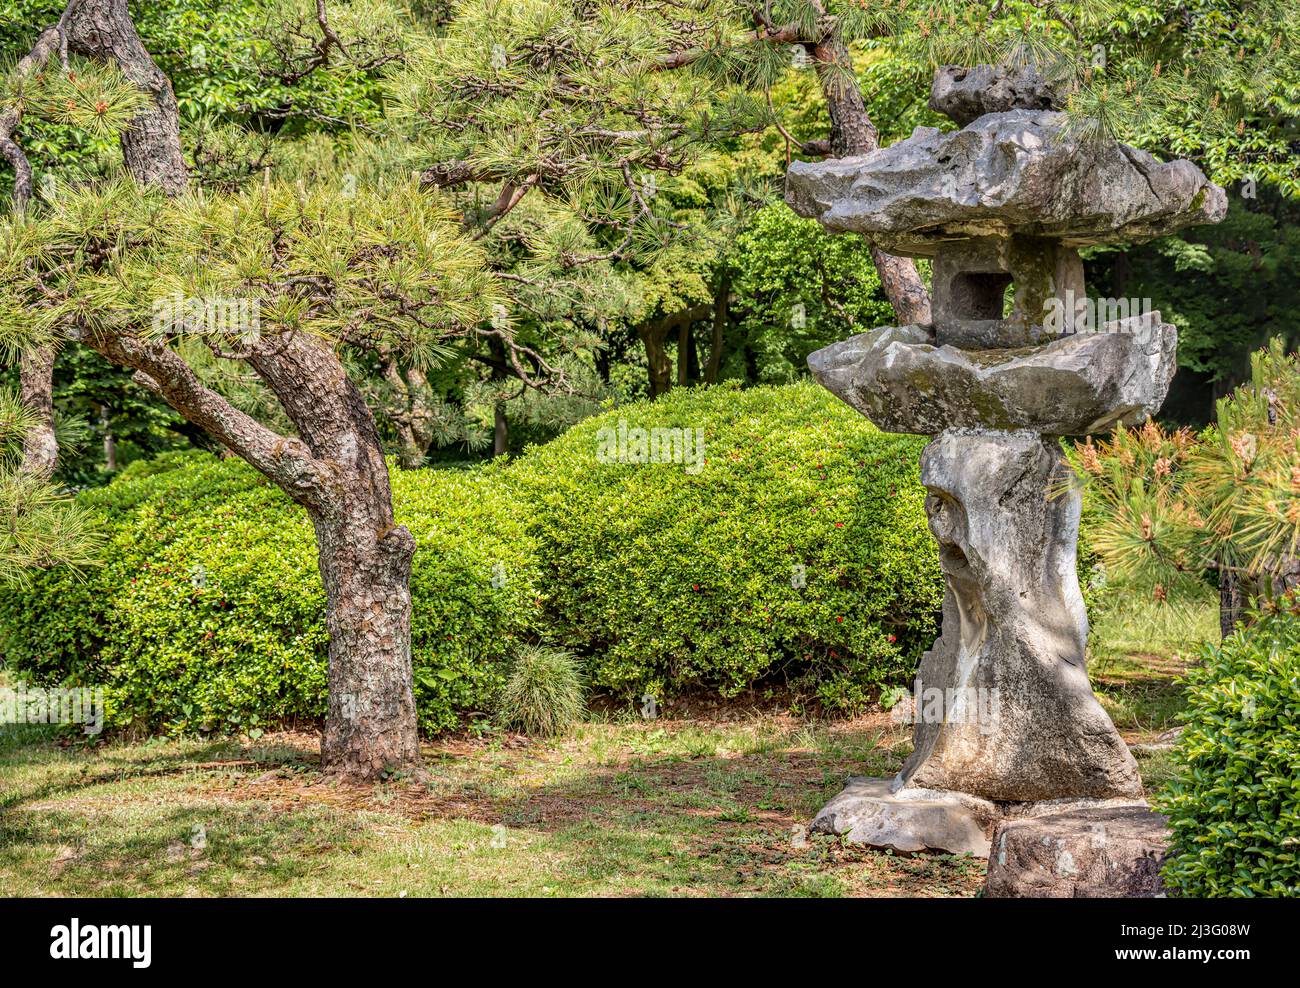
[
  {"x1": 0, "y1": 801, "x2": 362, "y2": 896},
  {"x1": 446, "y1": 743, "x2": 982, "y2": 897},
  {"x1": 0, "y1": 730, "x2": 266, "y2": 812},
  {"x1": 0, "y1": 720, "x2": 985, "y2": 897}
]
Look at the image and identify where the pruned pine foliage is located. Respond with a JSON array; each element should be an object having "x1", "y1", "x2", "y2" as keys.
[
  {"x1": 0, "y1": 388, "x2": 100, "y2": 585},
  {"x1": 1076, "y1": 339, "x2": 1300, "y2": 601},
  {"x1": 2, "y1": 56, "x2": 151, "y2": 142},
  {"x1": 2, "y1": 172, "x2": 506, "y2": 371},
  {"x1": 393, "y1": 1, "x2": 767, "y2": 300},
  {"x1": 684, "y1": 1, "x2": 1296, "y2": 190}
]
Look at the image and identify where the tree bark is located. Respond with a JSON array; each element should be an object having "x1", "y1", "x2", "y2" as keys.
[
  {"x1": 704, "y1": 276, "x2": 730, "y2": 385},
  {"x1": 676, "y1": 320, "x2": 691, "y2": 387},
  {"x1": 488, "y1": 335, "x2": 509, "y2": 456},
  {"x1": 314, "y1": 498, "x2": 420, "y2": 778},
  {"x1": 99, "y1": 404, "x2": 117, "y2": 471},
  {"x1": 493, "y1": 402, "x2": 508, "y2": 456},
  {"x1": 641, "y1": 324, "x2": 673, "y2": 398},
  {"x1": 1219, "y1": 566, "x2": 1244, "y2": 639},
  {"x1": 4, "y1": 19, "x2": 68, "y2": 478},
  {"x1": 379, "y1": 352, "x2": 434, "y2": 469},
  {"x1": 242, "y1": 333, "x2": 420, "y2": 777},
  {"x1": 638, "y1": 302, "x2": 710, "y2": 398},
  {"x1": 18, "y1": 345, "x2": 58, "y2": 478},
  {"x1": 805, "y1": 22, "x2": 932, "y2": 325},
  {"x1": 64, "y1": 0, "x2": 189, "y2": 195}
]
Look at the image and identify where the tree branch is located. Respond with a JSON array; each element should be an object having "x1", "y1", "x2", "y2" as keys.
[{"x1": 90, "y1": 333, "x2": 337, "y2": 509}]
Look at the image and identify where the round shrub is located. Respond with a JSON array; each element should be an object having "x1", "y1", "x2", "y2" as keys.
[
  {"x1": 0, "y1": 453, "x2": 540, "y2": 736},
  {"x1": 505, "y1": 380, "x2": 942, "y2": 708},
  {"x1": 495, "y1": 644, "x2": 586, "y2": 737},
  {"x1": 1158, "y1": 613, "x2": 1300, "y2": 897}
]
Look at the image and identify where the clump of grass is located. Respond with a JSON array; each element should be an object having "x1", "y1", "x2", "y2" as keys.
[{"x1": 495, "y1": 645, "x2": 586, "y2": 737}]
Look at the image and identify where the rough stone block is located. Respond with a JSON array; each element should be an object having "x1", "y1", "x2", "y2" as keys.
[{"x1": 984, "y1": 806, "x2": 1171, "y2": 897}]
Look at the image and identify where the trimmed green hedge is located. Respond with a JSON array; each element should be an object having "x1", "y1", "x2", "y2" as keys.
[
  {"x1": 0, "y1": 453, "x2": 539, "y2": 735},
  {"x1": 505, "y1": 381, "x2": 940, "y2": 706},
  {"x1": 1158, "y1": 613, "x2": 1300, "y2": 897},
  {"x1": 1, "y1": 382, "x2": 942, "y2": 734}
]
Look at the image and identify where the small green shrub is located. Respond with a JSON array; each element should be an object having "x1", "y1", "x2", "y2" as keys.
[
  {"x1": 1158, "y1": 612, "x2": 1300, "y2": 897},
  {"x1": 0, "y1": 453, "x2": 540, "y2": 736},
  {"x1": 506, "y1": 380, "x2": 942, "y2": 707},
  {"x1": 495, "y1": 644, "x2": 586, "y2": 736}
]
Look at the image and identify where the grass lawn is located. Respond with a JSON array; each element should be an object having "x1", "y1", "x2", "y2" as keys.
[{"x1": 0, "y1": 588, "x2": 1214, "y2": 898}]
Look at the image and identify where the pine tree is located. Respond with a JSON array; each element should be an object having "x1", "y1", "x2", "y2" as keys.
[
  {"x1": 0, "y1": 0, "x2": 504, "y2": 778},
  {"x1": 1077, "y1": 339, "x2": 1300, "y2": 635}
]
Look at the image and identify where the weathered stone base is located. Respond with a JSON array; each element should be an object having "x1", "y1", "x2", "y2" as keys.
[
  {"x1": 811, "y1": 777, "x2": 1152, "y2": 861},
  {"x1": 984, "y1": 805, "x2": 1171, "y2": 897},
  {"x1": 810, "y1": 777, "x2": 999, "y2": 856}
]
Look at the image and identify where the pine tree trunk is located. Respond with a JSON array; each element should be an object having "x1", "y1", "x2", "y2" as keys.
[
  {"x1": 704, "y1": 275, "x2": 729, "y2": 384},
  {"x1": 677, "y1": 321, "x2": 691, "y2": 386},
  {"x1": 18, "y1": 344, "x2": 58, "y2": 478},
  {"x1": 243, "y1": 334, "x2": 423, "y2": 780},
  {"x1": 315, "y1": 505, "x2": 420, "y2": 779},
  {"x1": 1219, "y1": 566, "x2": 1245, "y2": 638},
  {"x1": 65, "y1": 0, "x2": 189, "y2": 195},
  {"x1": 100, "y1": 404, "x2": 117, "y2": 471},
  {"x1": 493, "y1": 402, "x2": 508, "y2": 456},
  {"x1": 13, "y1": 0, "x2": 190, "y2": 479},
  {"x1": 641, "y1": 324, "x2": 673, "y2": 398},
  {"x1": 809, "y1": 31, "x2": 932, "y2": 326}
]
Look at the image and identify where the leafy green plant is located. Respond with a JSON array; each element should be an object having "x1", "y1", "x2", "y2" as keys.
[
  {"x1": 505, "y1": 380, "x2": 942, "y2": 709},
  {"x1": 0, "y1": 381, "x2": 946, "y2": 731},
  {"x1": 495, "y1": 644, "x2": 586, "y2": 737},
  {"x1": 1157, "y1": 611, "x2": 1300, "y2": 896},
  {"x1": 723, "y1": 203, "x2": 895, "y2": 385},
  {"x1": 0, "y1": 451, "x2": 540, "y2": 735}
]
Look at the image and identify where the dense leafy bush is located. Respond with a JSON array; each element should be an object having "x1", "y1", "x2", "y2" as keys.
[
  {"x1": 1, "y1": 382, "x2": 943, "y2": 733},
  {"x1": 1159, "y1": 613, "x2": 1300, "y2": 897},
  {"x1": 720, "y1": 204, "x2": 895, "y2": 385},
  {"x1": 0, "y1": 452, "x2": 539, "y2": 735},
  {"x1": 506, "y1": 381, "x2": 941, "y2": 707}
]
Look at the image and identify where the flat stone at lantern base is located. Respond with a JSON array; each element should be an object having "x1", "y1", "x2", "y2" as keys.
[
  {"x1": 806, "y1": 315, "x2": 1176, "y2": 436},
  {"x1": 809, "y1": 777, "x2": 999, "y2": 856}
]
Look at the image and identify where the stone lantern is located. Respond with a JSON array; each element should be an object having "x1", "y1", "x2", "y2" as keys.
[{"x1": 786, "y1": 64, "x2": 1226, "y2": 856}]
